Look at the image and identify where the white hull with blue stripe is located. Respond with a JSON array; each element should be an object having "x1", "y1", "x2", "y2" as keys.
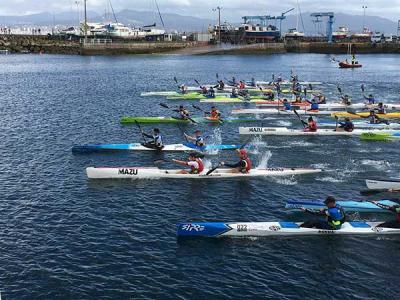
[
  {"x1": 72, "y1": 143, "x2": 241, "y2": 153},
  {"x1": 177, "y1": 221, "x2": 400, "y2": 237},
  {"x1": 285, "y1": 199, "x2": 399, "y2": 213}
]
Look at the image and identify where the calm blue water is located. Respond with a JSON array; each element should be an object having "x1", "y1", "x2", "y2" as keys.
[{"x1": 0, "y1": 53, "x2": 400, "y2": 299}]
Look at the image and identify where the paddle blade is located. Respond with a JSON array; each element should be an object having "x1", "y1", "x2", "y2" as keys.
[
  {"x1": 206, "y1": 165, "x2": 219, "y2": 176},
  {"x1": 192, "y1": 104, "x2": 203, "y2": 111},
  {"x1": 160, "y1": 103, "x2": 169, "y2": 109},
  {"x1": 173, "y1": 76, "x2": 178, "y2": 84},
  {"x1": 361, "y1": 84, "x2": 365, "y2": 92},
  {"x1": 216, "y1": 73, "x2": 219, "y2": 79},
  {"x1": 194, "y1": 79, "x2": 200, "y2": 86}
]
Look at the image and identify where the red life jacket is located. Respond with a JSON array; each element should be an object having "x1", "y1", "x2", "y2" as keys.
[
  {"x1": 308, "y1": 120, "x2": 317, "y2": 132},
  {"x1": 242, "y1": 157, "x2": 252, "y2": 172},
  {"x1": 193, "y1": 158, "x2": 204, "y2": 173},
  {"x1": 239, "y1": 82, "x2": 245, "y2": 89},
  {"x1": 211, "y1": 110, "x2": 220, "y2": 118}
]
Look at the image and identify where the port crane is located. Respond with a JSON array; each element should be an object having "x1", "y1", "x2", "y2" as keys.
[
  {"x1": 310, "y1": 12, "x2": 334, "y2": 42},
  {"x1": 242, "y1": 8, "x2": 294, "y2": 38}
]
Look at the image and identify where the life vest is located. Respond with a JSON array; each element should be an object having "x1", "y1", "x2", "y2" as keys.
[
  {"x1": 344, "y1": 122, "x2": 354, "y2": 132},
  {"x1": 308, "y1": 120, "x2": 317, "y2": 132},
  {"x1": 239, "y1": 82, "x2": 245, "y2": 89},
  {"x1": 210, "y1": 110, "x2": 220, "y2": 118},
  {"x1": 327, "y1": 206, "x2": 345, "y2": 229},
  {"x1": 190, "y1": 158, "x2": 204, "y2": 173},
  {"x1": 195, "y1": 136, "x2": 204, "y2": 147},
  {"x1": 241, "y1": 157, "x2": 252, "y2": 173},
  {"x1": 310, "y1": 103, "x2": 319, "y2": 110},
  {"x1": 153, "y1": 134, "x2": 163, "y2": 147}
]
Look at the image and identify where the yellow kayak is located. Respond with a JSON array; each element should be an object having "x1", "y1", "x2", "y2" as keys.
[{"x1": 331, "y1": 112, "x2": 400, "y2": 119}]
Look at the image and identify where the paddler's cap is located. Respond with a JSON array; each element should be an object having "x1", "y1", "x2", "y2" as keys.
[
  {"x1": 324, "y1": 196, "x2": 336, "y2": 204},
  {"x1": 239, "y1": 149, "x2": 248, "y2": 156},
  {"x1": 283, "y1": 98, "x2": 288, "y2": 102},
  {"x1": 179, "y1": 105, "x2": 184, "y2": 109},
  {"x1": 211, "y1": 106, "x2": 216, "y2": 109},
  {"x1": 189, "y1": 152, "x2": 197, "y2": 158},
  {"x1": 153, "y1": 128, "x2": 160, "y2": 133}
]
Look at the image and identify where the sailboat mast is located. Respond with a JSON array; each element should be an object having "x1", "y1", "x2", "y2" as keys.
[{"x1": 155, "y1": 0, "x2": 165, "y2": 29}]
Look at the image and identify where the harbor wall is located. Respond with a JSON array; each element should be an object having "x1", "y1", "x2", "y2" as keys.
[{"x1": 1, "y1": 34, "x2": 400, "y2": 55}]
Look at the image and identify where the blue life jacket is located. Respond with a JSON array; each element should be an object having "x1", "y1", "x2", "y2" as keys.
[
  {"x1": 196, "y1": 136, "x2": 204, "y2": 147},
  {"x1": 326, "y1": 206, "x2": 345, "y2": 229},
  {"x1": 283, "y1": 102, "x2": 292, "y2": 110}
]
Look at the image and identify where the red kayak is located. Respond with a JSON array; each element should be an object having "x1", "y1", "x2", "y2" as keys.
[{"x1": 339, "y1": 61, "x2": 362, "y2": 68}]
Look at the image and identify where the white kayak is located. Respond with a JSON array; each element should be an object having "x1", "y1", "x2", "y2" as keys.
[
  {"x1": 177, "y1": 221, "x2": 400, "y2": 237},
  {"x1": 232, "y1": 108, "x2": 334, "y2": 115},
  {"x1": 238, "y1": 127, "x2": 400, "y2": 136},
  {"x1": 86, "y1": 167, "x2": 321, "y2": 179},
  {"x1": 366, "y1": 179, "x2": 400, "y2": 190},
  {"x1": 256, "y1": 80, "x2": 322, "y2": 85},
  {"x1": 256, "y1": 102, "x2": 400, "y2": 110}
]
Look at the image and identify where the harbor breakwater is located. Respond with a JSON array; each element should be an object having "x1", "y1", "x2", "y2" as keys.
[{"x1": 1, "y1": 34, "x2": 400, "y2": 55}]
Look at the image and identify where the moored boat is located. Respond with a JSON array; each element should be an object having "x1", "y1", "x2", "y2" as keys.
[{"x1": 366, "y1": 179, "x2": 400, "y2": 190}]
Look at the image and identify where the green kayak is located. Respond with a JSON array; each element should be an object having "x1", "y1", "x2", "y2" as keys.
[
  {"x1": 120, "y1": 116, "x2": 260, "y2": 124},
  {"x1": 360, "y1": 132, "x2": 400, "y2": 141}
]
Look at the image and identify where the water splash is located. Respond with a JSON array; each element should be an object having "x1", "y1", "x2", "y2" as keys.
[
  {"x1": 206, "y1": 127, "x2": 222, "y2": 155},
  {"x1": 257, "y1": 150, "x2": 272, "y2": 169}
]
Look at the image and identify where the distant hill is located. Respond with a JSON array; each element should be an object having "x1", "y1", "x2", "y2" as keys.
[{"x1": 0, "y1": 10, "x2": 398, "y2": 34}]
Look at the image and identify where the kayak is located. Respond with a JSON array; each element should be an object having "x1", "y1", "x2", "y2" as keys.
[
  {"x1": 86, "y1": 167, "x2": 322, "y2": 179},
  {"x1": 319, "y1": 121, "x2": 400, "y2": 129},
  {"x1": 256, "y1": 81, "x2": 322, "y2": 85},
  {"x1": 238, "y1": 127, "x2": 400, "y2": 136},
  {"x1": 72, "y1": 142, "x2": 242, "y2": 153},
  {"x1": 232, "y1": 109, "x2": 334, "y2": 115},
  {"x1": 257, "y1": 103, "x2": 400, "y2": 110},
  {"x1": 339, "y1": 62, "x2": 362, "y2": 68},
  {"x1": 332, "y1": 112, "x2": 400, "y2": 119},
  {"x1": 120, "y1": 116, "x2": 259, "y2": 124},
  {"x1": 360, "y1": 132, "x2": 400, "y2": 141},
  {"x1": 366, "y1": 179, "x2": 400, "y2": 190},
  {"x1": 176, "y1": 221, "x2": 400, "y2": 237},
  {"x1": 285, "y1": 199, "x2": 399, "y2": 213}
]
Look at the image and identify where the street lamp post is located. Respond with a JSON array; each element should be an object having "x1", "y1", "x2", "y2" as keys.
[
  {"x1": 212, "y1": 6, "x2": 222, "y2": 45},
  {"x1": 362, "y1": 5, "x2": 367, "y2": 29}
]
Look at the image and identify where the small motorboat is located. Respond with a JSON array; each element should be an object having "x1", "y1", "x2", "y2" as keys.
[{"x1": 339, "y1": 61, "x2": 362, "y2": 68}]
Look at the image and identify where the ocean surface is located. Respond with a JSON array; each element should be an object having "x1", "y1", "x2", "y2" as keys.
[{"x1": 0, "y1": 53, "x2": 399, "y2": 299}]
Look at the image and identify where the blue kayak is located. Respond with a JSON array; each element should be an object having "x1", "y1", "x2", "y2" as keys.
[
  {"x1": 285, "y1": 199, "x2": 399, "y2": 213},
  {"x1": 72, "y1": 142, "x2": 242, "y2": 153}
]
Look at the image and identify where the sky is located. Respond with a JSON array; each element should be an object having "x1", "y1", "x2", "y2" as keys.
[{"x1": 1, "y1": 0, "x2": 399, "y2": 21}]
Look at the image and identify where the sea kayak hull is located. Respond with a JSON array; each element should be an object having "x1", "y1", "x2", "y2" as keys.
[
  {"x1": 366, "y1": 179, "x2": 400, "y2": 190},
  {"x1": 72, "y1": 143, "x2": 242, "y2": 153},
  {"x1": 120, "y1": 116, "x2": 259, "y2": 124},
  {"x1": 238, "y1": 127, "x2": 400, "y2": 136},
  {"x1": 176, "y1": 221, "x2": 400, "y2": 237},
  {"x1": 360, "y1": 132, "x2": 400, "y2": 141},
  {"x1": 256, "y1": 103, "x2": 400, "y2": 110},
  {"x1": 320, "y1": 121, "x2": 400, "y2": 129},
  {"x1": 285, "y1": 199, "x2": 399, "y2": 213},
  {"x1": 86, "y1": 167, "x2": 321, "y2": 179},
  {"x1": 332, "y1": 112, "x2": 400, "y2": 119},
  {"x1": 232, "y1": 109, "x2": 333, "y2": 115}
]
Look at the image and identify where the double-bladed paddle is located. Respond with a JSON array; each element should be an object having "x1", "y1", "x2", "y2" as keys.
[{"x1": 159, "y1": 103, "x2": 197, "y2": 123}]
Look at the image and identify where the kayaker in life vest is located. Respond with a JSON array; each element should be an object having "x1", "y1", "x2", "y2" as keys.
[
  {"x1": 364, "y1": 94, "x2": 376, "y2": 105},
  {"x1": 231, "y1": 87, "x2": 239, "y2": 98},
  {"x1": 274, "y1": 82, "x2": 282, "y2": 95},
  {"x1": 207, "y1": 87, "x2": 216, "y2": 98},
  {"x1": 304, "y1": 116, "x2": 317, "y2": 132},
  {"x1": 250, "y1": 77, "x2": 256, "y2": 87},
  {"x1": 372, "y1": 200, "x2": 400, "y2": 228},
  {"x1": 201, "y1": 86, "x2": 208, "y2": 95},
  {"x1": 215, "y1": 80, "x2": 225, "y2": 90},
  {"x1": 229, "y1": 77, "x2": 237, "y2": 86},
  {"x1": 360, "y1": 110, "x2": 389, "y2": 125},
  {"x1": 314, "y1": 93, "x2": 326, "y2": 104},
  {"x1": 180, "y1": 85, "x2": 188, "y2": 94},
  {"x1": 336, "y1": 117, "x2": 354, "y2": 132},
  {"x1": 263, "y1": 90, "x2": 275, "y2": 100},
  {"x1": 375, "y1": 102, "x2": 386, "y2": 114},
  {"x1": 173, "y1": 153, "x2": 204, "y2": 174},
  {"x1": 300, "y1": 196, "x2": 346, "y2": 230},
  {"x1": 208, "y1": 106, "x2": 221, "y2": 119},
  {"x1": 341, "y1": 95, "x2": 352, "y2": 106},
  {"x1": 221, "y1": 149, "x2": 252, "y2": 173},
  {"x1": 177, "y1": 105, "x2": 190, "y2": 120},
  {"x1": 306, "y1": 99, "x2": 319, "y2": 111},
  {"x1": 142, "y1": 128, "x2": 164, "y2": 150},
  {"x1": 184, "y1": 130, "x2": 205, "y2": 147},
  {"x1": 277, "y1": 75, "x2": 283, "y2": 83},
  {"x1": 282, "y1": 99, "x2": 292, "y2": 110},
  {"x1": 239, "y1": 81, "x2": 246, "y2": 89}
]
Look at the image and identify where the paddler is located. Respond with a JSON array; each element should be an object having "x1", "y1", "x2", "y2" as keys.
[
  {"x1": 250, "y1": 77, "x2": 256, "y2": 87},
  {"x1": 177, "y1": 105, "x2": 190, "y2": 120},
  {"x1": 364, "y1": 94, "x2": 376, "y2": 105},
  {"x1": 360, "y1": 110, "x2": 389, "y2": 125},
  {"x1": 351, "y1": 54, "x2": 356, "y2": 65},
  {"x1": 201, "y1": 86, "x2": 208, "y2": 94},
  {"x1": 207, "y1": 86, "x2": 216, "y2": 98},
  {"x1": 341, "y1": 94, "x2": 352, "y2": 106},
  {"x1": 336, "y1": 117, "x2": 354, "y2": 132},
  {"x1": 221, "y1": 149, "x2": 252, "y2": 173},
  {"x1": 142, "y1": 128, "x2": 164, "y2": 150},
  {"x1": 372, "y1": 200, "x2": 400, "y2": 228},
  {"x1": 239, "y1": 81, "x2": 246, "y2": 90},
  {"x1": 179, "y1": 84, "x2": 188, "y2": 94},
  {"x1": 306, "y1": 99, "x2": 319, "y2": 111},
  {"x1": 231, "y1": 87, "x2": 239, "y2": 98},
  {"x1": 208, "y1": 106, "x2": 221, "y2": 119},
  {"x1": 304, "y1": 116, "x2": 317, "y2": 132},
  {"x1": 282, "y1": 98, "x2": 292, "y2": 110},
  {"x1": 215, "y1": 80, "x2": 225, "y2": 91},
  {"x1": 173, "y1": 153, "x2": 204, "y2": 174},
  {"x1": 184, "y1": 130, "x2": 205, "y2": 147},
  {"x1": 375, "y1": 102, "x2": 386, "y2": 114},
  {"x1": 300, "y1": 196, "x2": 346, "y2": 230},
  {"x1": 263, "y1": 90, "x2": 275, "y2": 100}
]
